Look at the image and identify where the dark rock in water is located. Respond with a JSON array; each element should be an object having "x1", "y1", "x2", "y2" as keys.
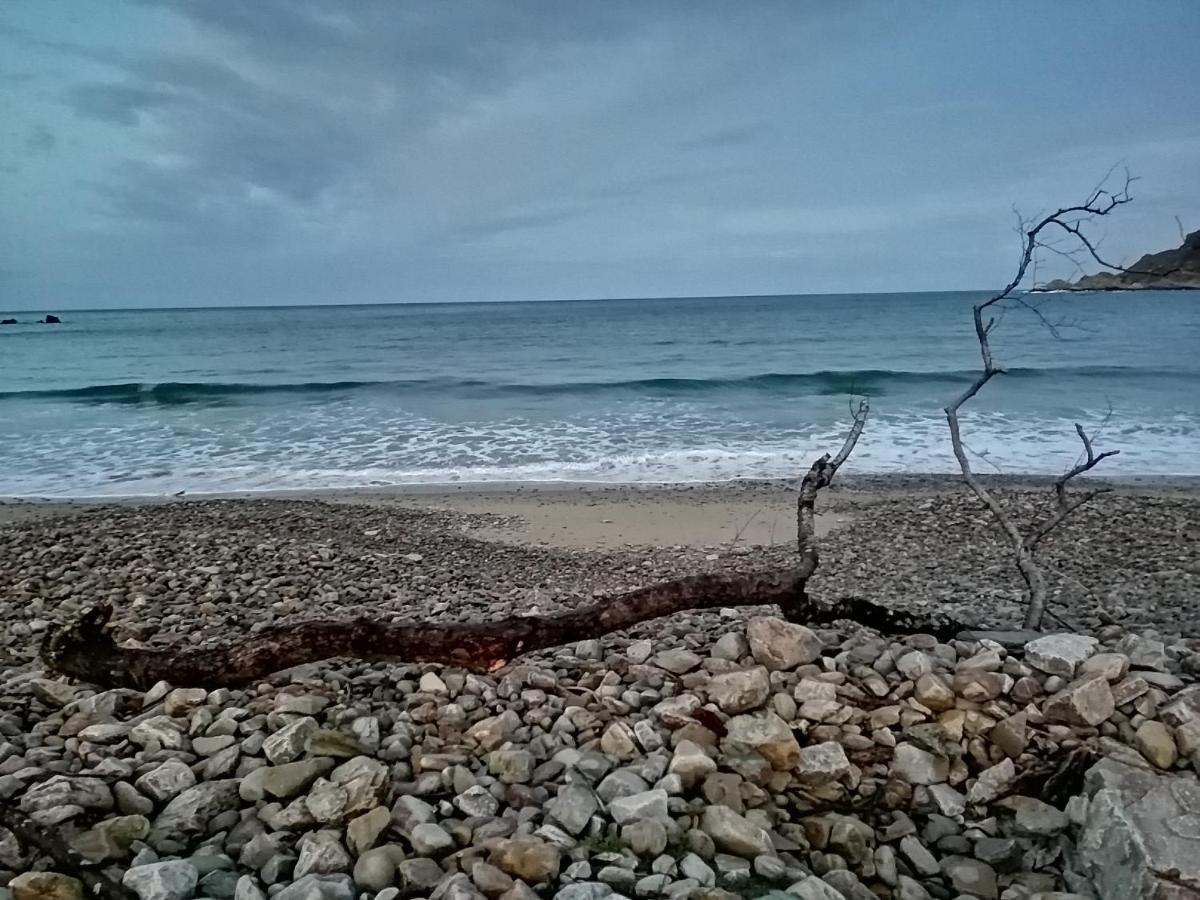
[
  {"x1": 40, "y1": 314, "x2": 62, "y2": 324},
  {"x1": 0, "y1": 318, "x2": 16, "y2": 325}
]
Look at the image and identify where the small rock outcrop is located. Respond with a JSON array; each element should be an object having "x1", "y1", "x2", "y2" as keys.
[{"x1": 1037, "y1": 228, "x2": 1200, "y2": 291}]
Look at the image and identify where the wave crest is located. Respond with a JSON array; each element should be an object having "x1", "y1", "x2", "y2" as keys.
[{"x1": 0, "y1": 365, "x2": 1172, "y2": 405}]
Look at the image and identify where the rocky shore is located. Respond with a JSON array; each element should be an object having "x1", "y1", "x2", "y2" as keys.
[{"x1": 2, "y1": 487, "x2": 1200, "y2": 900}]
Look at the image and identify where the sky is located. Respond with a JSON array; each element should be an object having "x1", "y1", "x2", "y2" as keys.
[{"x1": 2, "y1": 1, "x2": 1199, "y2": 309}]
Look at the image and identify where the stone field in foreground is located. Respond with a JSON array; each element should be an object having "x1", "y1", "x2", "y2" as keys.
[
  {"x1": 2, "y1": 494, "x2": 1199, "y2": 900},
  {"x1": 5, "y1": 616, "x2": 1200, "y2": 900}
]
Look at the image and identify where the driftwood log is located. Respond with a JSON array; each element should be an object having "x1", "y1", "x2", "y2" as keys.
[{"x1": 39, "y1": 397, "x2": 962, "y2": 690}]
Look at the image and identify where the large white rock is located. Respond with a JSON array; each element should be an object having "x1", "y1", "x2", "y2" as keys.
[
  {"x1": 967, "y1": 758, "x2": 1016, "y2": 805},
  {"x1": 122, "y1": 861, "x2": 198, "y2": 900},
  {"x1": 795, "y1": 741, "x2": 851, "y2": 785},
  {"x1": 1025, "y1": 634, "x2": 1099, "y2": 678},
  {"x1": 608, "y1": 789, "x2": 668, "y2": 825},
  {"x1": 135, "y1": 759, "x2": 196, "y2": 803},
  {"x1": 746, "y1": 617, "x2": 822, "y2": 670},
  {"x1": 722, "y1": 712, "x2": 801, "y2": 770},
  {"x1": 1068, "y1": 758, "x2": 1200, "y2": 900},
  {"x1": 699, "y1": 805, "x2": 773, "y2": 857},
  {"x1": 890, "y1": 743, "x2": 948, "y2": 786},
  {"x1": 706, "y1": 667, "x2": 771, "y2": 713},
  {"x1": 1043, "y1": 675, "x2": 1115, "y2": 727}
]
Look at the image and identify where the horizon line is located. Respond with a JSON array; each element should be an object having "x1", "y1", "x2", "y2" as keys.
[{"x1": 4, "y1": 287, "x2": 999, "y2": 315}]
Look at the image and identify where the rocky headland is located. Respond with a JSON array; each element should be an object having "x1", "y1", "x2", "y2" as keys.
[{"x1": 1036, "y1": 229, "x2": 1200, "y2": 292}]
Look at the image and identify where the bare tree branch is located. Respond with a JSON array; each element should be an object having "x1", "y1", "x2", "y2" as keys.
[{"x1": 944, "y1": 170, "x2": 1132, "y2": 629}]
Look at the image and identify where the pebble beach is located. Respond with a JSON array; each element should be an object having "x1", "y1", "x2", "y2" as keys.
[{"x1": 3, "y1": 479, "x2": 1200, "y2": 900}]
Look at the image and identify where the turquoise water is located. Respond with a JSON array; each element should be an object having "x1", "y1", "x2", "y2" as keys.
[{"x1": 1, "y1": 292, "x2": 1197, "y2": 496}]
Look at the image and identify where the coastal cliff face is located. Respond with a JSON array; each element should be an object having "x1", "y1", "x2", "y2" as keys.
[{"x1": 1038, "y1": 229, "x2": 1200, "y2": 291}]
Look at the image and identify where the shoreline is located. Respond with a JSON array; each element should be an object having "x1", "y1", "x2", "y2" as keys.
[
  {"x1": 4, "y1": 470, "x2": 1200, "y2": 503},
  {"x1": 5, "y1": 472, "x2": 1200, "y2": 546}
]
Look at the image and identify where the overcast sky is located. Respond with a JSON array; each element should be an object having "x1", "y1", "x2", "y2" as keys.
[{"x1": 2, "y1": 1, "x2": 1198, "y2": 309}]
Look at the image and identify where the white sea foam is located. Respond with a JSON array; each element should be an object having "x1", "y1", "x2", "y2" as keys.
[{"x1": 3, "y1": 407, "x2": 1197, "y2": 497}]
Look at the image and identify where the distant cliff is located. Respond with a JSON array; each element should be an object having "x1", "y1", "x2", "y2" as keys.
[{"x1": 1035, "y1": 229, "x2": 1200, "y2": 291}]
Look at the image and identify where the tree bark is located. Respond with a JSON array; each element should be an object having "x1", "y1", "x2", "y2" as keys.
[{"x1": 41, "y1": 567, "x2": 966, "y2": 690}]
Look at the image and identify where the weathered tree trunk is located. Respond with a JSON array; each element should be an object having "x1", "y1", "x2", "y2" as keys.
[{"x1": 41, "y1": 572, "x2": 965, "y2": 690}]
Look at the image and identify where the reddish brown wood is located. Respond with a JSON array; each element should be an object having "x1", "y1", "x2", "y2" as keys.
[{"x1": 43, "y1": 566, "x2": 814, "y2": 689}]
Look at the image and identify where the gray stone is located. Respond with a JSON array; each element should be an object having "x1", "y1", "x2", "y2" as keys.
[
  {"x1": 19, "y1": 775, "x2": 113, "y2": 815},
  {"x1": 546, "y1": 783, "x2": 599, "y2": 836},
  {"x1": 151, "y1": 780, "x2": 240, "y2": 840},
  {"x1": 489, "y1": 749, "x2": 536, "y2": 784},
  {"x1": 69, "y1": 814, "x2": 150, "y2": 862},
  {"x1": 122, "y1": 861, "x2": 199, "y2": 900},
  {"x1": 634, "y1": 874, "x2": 671, "y2": 897},
  {"x1": 678, "y1": 852, "x2": 715, "y2": 885},
  {"x1": 700, "y1": 805, "x2": 772, "y2": 857},
  {"x1": 941, "y1": 856, "x2": 997, "y2": 899},
  {"x1": 411, "y1": 822, "x2": 456, "y2": 856},
  {"x1": 1069, "y1": 758, "x2": 1200, "y2": 900},
  {"x1": 553, "y1": 885, "x2": 612, "y2": 900},
  {"x1": 967, "y1": 758, "x2": 1016, "y2": 805},
  {"x1": 1024, "y1": 634, "x2": 1098, "y2": 678},
  {"x1": 136, "y1": 759, "x2": 197, "y2": 803},
  {"x1": 712, "y1": 633, "x2": 749, "y2": 661},
  {"x1": 472, "y1": 861, "x2": 514, "y2": 896},
  {"x1": 706, "y1": 668, "x2": 770, "y2": 713},
  {"x1": 273, "y1": 875, "x2": 355, "y2": 900},
  {"x1": 622, "y1": 819, "x2": 668, "y2": 857},
  {"x1": 999, "y1": 795, "x2": 1069, "y2": 836},
  {"x1": 745, "y1": 617, "x2": 821, "y2": 671},
  {"x1": 925, "y1": 783, "x2": 966, "y2": 818},
  {"x1": 346, "y1": 805, "x2": 391, "y2": 855},
  {"x1": 1134, "y1": 721, "x2": 1178, "y2": 769},
  {"x1": 822, "y1": 870, "x2": 876, "y2": 900},
  {"x1": 609, "y1": 789, "x2": 669, "y2": 825},
  {"x1": 795, "y1": 741, "x2": 850, "y2": 785},
  {"x1": 600, "y1": 722, "x2": 640, "y2": 760},
  {"x1": 263, "y1": 717, "x2": 319, "y2": 765},
  {"x1": 455, "y1": 784, "x2": 500, "y2": 818},
  {"x1": 653, "y1": 649, "x2": 702, "y2": 674},
  {"x1": 399, "y1": 858, "x2": 445, "y2": 891},
  {"x1": 668, "y1": 740, "x2": 717, "y2": 788},
  {"x1": 722, "y1": 712, "x2": 801, "y2": 770},
  {"x1": 295, "y1": 830, "x2": 352, "y2": 878},
  {"x1": 597, "y1": 769, "x2": 650, "y2": 802},
  {"x1": 627, "y1": 640, "x2": 654, "y2": 664},
  {"x1": 241, "y1": 759, "x2": 335, "y2": 802},
  {"x1": 1043, "y1": 675, "x2": 1115, "y2": 727},
  {"x1": 898, "y1": 835, "x2": 939, "y2": 876},
  {"x1": 392, "y1": 795, "x2": 436, "y2": 836},
  {"x1": 233, "y1": 876, "x2": 266, "y2": 900},
  {"x1": 785, "y1": 877, "x2": 842, "y2": 900},
  {"x1": 353, "y1": 846, "x2": 399, "y2": 891},
  {"x1": 890, "y1": 743, "x2": 948, "y2": 786}
]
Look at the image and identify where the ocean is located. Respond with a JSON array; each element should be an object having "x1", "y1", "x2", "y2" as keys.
[{"x1": 1, "y1": 292, "x2": 1197, "y2": 497}]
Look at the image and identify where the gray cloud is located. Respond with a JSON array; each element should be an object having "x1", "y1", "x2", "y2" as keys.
[
  {"x1": 2, "y1": 1, "x2": 1198, "y2": 307},
  {"x1": 24, "y1": 123, "x2": 56, "y2": 154}
]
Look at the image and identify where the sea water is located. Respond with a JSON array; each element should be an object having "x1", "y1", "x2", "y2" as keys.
[{"x1": 1, "y1": 292, "x2": 1197, "y2": 496}]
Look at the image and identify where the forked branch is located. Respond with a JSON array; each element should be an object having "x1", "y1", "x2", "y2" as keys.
[{"x1": 945, "y1": 172, "x2": 1130, "y2": 630}]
